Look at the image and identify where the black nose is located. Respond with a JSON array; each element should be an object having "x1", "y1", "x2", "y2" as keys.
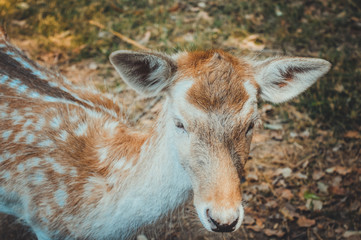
[{"x1": 209, "y1": 216, "x2": 239, "y2": 232}]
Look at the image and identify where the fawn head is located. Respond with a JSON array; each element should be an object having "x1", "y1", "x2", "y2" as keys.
[{"x1": 110, "y1": 50, "x2": 330, "y2": 232}]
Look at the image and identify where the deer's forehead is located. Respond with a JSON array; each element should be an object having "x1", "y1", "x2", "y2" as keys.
[
  {"x1": 175, "y1": 50, "x2": 258, "y2": 113},
  {"x1": 171, "y1": 50, "x2": 258, "y2": 126}
]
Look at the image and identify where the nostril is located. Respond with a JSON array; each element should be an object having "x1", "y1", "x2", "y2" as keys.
[
  {"x1": 229, "y1": 217, "x2": 239, "y2": 229},
  {"x1": 211, "y1": 217, "x2": 239, "y2": 232},
  {"x1": 209, "y1": 215, "x2": 218, "y2": 226},
  {"x1": 206, "y1": 208, "x2": 211, "y2": 222}
]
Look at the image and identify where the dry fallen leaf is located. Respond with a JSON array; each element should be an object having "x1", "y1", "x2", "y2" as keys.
[
  {"x1": 334, "y1": 166, "x2": 352, "y2": 175},
  {"x1": 243, "y1": 215, "x2": 255, "y2": 225},
  {"x1": 168, "y1": 2, "x2": 180, "y2": 12},
  {"x1": 317, "y1": 182, "x2": 329, "y2": 194},
  {"x1": 343, "y1": 231, "x2": 361, "y2": 238},
  {"x1": 294, "y1": 172, "x2": 307, "y2": 179},
  {"x1": 276, "y1": 188, "x2": 294, "y2": 200},
  {"x1": 332, "y1": 176, "x2": 342, "y2": 186},
  {"x1": 312, "y1": 170, "x2": 325, "y2": 180},
  {"x1": 326, "y1": 166, "x2": 352, "y2": 175},
  {"x1": 238, "y1": 34, "x2": 266, "y2": 51},
  {"x1": 138, "y1": 31, "x2": 151, "y2": 45},
  {"x1": 256, "y1": 217, "x2": 265, "y2": 228},
  {"x1": 196, "y1": 11, "x2": 213, "y2": 23},
  {"x1": 255, "y1": 182, "x2": 270, "y2": 192},
  {"x1": 298, "y1": 186, "x2": 309, "y2": 200},
  {"x1": 275, "y1": 167, "x2": 292, "y2": 178},
  {"x1": 247, "y1": 224, "x2": 262, "y2": 232},
  {"x1": 297, "y1": 216, "x2": 316, "y2": 227},
  {"x1": 265, "y1": 200, "x2": 278, "y2": 209},
  {"x1": 306, "y1": 199, "x2": 323, "y2": 211},
  {"x1": 330, "y1": 186, "x2": 346, "y2": 195},
  {"x1": 264, "y1": 229, "x2": 285, "y2": 237},
  {"x1": 246, "y1": 172, "x2": 259, "y2": 181},
  {"x1": 280, "y1": 204, "x2": 299, "y2": 220},
  {"x1": 344, "y1": 131, "x2": 361, "y2": 139}
]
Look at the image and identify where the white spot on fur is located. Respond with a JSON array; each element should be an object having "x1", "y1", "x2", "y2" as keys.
[
  {"x1": 32, "y1": 171, "x2": 45, "y2": 184},
  {"x1": 13, "y1": 56, "x2": 47, "y2": 80},
  {"x1": 45, "y1": 157, "x2": 65, "y2": 174},
  {"x1": 2, "y1": 130, "x2": 12, "y2": 141},
  {"x1": 113, "y1": 157, "x2": 128, "y2": 170},
  {"x1": 0, "y1": 111, "x2": 7, "y2": 118},
  {"x1": 43, "y1": 96, "x2": 58, "y2": 102},
  {"x1": 104, "y1": 121, "x2": 118, "y2": 133},
  {"x1": 23, "y1": 119, "x2": 33, "y2": 128},
  {"x1": 0, "y1": 75, "x2": 8, "y2": 84},
  {"x1": 29, "y1": 91, "x2": 40, "y2": 98},
  {"x1": 28, "y1": 157, "x2": 41, "y2": 168},
  {"x1": 85, "y1": 109, "x2": 103, "y2": 119},
  {"x1": 0, "y1": 152, "x2": 14, "y2": 162},
  {"x1": 54, "y1": 188, "x2": 67, "y2": 207},
  {"x1": 98, "y1": 147, "x2": 108, "y2": 163},
  {"x1": 1, "y1": 171, "x2": 11, "y2": 181},
  {"x1": 70, "y1": 168, "x2": 77, "y2": 177},
  {"x1": 26, "y1": 133, "x2": 35, "y2": 144},
  {"x1": 69, "y1": 111, "x2": 79, "y2": 123},
  {"x1": 17, "y1": 84, "x2": 28, "y2": 93},
  {"x1": 14, "y1": 130, "x2": 27, "y2": 143},
  {"x1": 59, "y1": 130, "x2": 68, "y2": 141},
  {"x1": 11, "y1": 110, "x2": 24, "y2": 125},
  {"x1": 50, "y1": 116, "x2": 62, "y2": 129},
  {"x1": 38, "y1": 139, "x2": 54, "y2": 147},
  {"x1": 17, "y1": 163, "x2": 25, "y2": 172},
  {"x1": 49, "y1": 82, "x2": 58, "y2": 87},
  {"x1": 35, "y1": 117, "x2": 45, "y2": 131},
  {"x1": 74, "y1": 122, "x2": 88, "y2": 136},
  {"x1": 45, "y1": 205, "x2": 53, "y2": 217}
]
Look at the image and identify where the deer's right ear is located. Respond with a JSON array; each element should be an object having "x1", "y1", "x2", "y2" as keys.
[{"x1": 110, "y1": 50, "x2": 177, "y2": 96}]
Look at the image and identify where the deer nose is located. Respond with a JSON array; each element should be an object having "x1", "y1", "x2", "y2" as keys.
[{"x1": 206, "y1": 209, "x2": 239, "y2": 232}]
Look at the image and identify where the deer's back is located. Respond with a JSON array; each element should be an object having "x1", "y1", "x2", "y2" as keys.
[{"x1": 0, "y1": 34, "x2": 129, "y2": 238}]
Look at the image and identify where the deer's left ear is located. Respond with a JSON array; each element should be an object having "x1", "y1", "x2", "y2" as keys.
[
  {"x1": 110, "y1": 50, "x2": 177, "y2": 96},
  {"x1": 253, "y1": 57, "x2": 331, "y2": 103}
]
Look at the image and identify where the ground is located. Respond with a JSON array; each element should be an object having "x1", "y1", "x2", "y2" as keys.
[{"x1": 0, "y1": 0, "x2": 360, "y2": 239}]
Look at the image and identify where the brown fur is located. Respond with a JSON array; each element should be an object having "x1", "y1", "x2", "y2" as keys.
[{"x1": 176, "y1": 50, "x2": 257, "y2": 112}]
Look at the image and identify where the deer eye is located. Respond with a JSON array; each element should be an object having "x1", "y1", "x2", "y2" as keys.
[
  {"x1": 246, "y1": 122, "x2": 254, "y2": 136},
  {"x1": 174, "y1": 119, "x2": 187, "y2": 133},
  {"x1": 175, "y1": 121, "x2": 185, "y2": 129}
]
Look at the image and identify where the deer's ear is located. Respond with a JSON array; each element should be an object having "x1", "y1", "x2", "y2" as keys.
[
  {"x1": 253, "y1": 57, "x2": 331, "y2": 103},
  {"x1": 110, "y1": 50, "x2": 177, "y2": 96}
]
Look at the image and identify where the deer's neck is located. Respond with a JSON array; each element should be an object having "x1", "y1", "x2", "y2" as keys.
[{"x1": 92, "y1": 106, "x2": 191, "y2": 237}]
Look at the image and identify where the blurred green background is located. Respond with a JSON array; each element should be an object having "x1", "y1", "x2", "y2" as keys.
[{"x1": 1, "y1": 0, "x2": 360, "y2": 137}]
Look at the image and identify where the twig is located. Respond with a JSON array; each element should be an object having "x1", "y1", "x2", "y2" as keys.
[
  {"x1": 89, "y1": 20, "x2": 150, "y2": 51},
  {"x1": 295, "y1": 153, "x2": 317, "y2": 169}
]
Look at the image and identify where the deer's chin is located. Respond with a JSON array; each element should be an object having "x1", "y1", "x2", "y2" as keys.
[{"x1": 195, "y1": 203, "x2": 245, "y2": 233}]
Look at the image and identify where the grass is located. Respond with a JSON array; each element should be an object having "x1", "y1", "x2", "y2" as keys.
[{"x1": 1, "y1": 0, "x2": 360, "y2": 137}]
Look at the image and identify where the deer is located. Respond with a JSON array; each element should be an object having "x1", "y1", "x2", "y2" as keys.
[{"x1": 0, "y1": 29, "x2": 331, "y2": 240}]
